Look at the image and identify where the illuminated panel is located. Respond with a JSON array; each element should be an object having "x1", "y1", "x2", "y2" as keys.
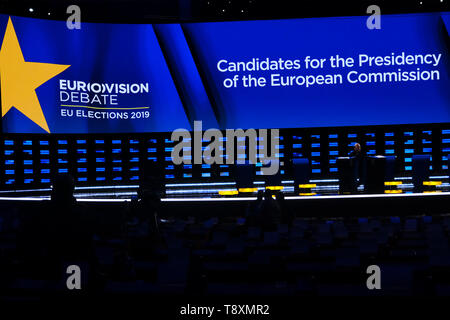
[
  {"x1": 3, "y1": 139, "x2": 16, "y2": 187},
  {"x1": 403, "y1": 131, "x2": 415, "y2": 171},
  {"x1": 94, "y1": 139, "x2": 105, "y2": 183},
  {"x1": 442, "y1": 129, "x2": 450, "y2": 170},
  {"x1": 111, "y1": 139, "x2": 123, "y2": 182},
  {"x1": 37, "y1": 139, "x2": 50, "y2": 185},
  {"x1": 328, "y1": 133, "x2": 338, "y2": 173},
  {"x1": 365, "y1": 132, "x2": 376, "y2": 156},
  {"x1": 310, "y1": 134, "x2": 321, "y2": 175},
  {"x1": 1, "y1": 125, "x2": 450, "y2": 189},
  {"x1": 22, "y1": 140, "x2": 34, "y2": 185}
]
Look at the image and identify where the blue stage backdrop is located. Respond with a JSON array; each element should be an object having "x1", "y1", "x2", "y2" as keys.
[{"x1": 0, "y1": 12, "x2": 449, "y2": 133}]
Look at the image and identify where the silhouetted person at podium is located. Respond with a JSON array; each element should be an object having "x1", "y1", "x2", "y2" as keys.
[
  {"x1": 348, "y1": 143, "x2": 364, "y2": 186},
  {"x1": 129, "y1": 181, "x2": 162, "y2": 246},
  {"x1": 246, "y1": 190, "x2": 264, "y2": 227},
  {"x1": 47, "y1": 174, "x2": 95, "y2": 271},
  {"x1": 276, "y1": 192, "x2": 294, "y2": 227},
  {"x1": 256, "y1": 189, "x2": 281, "y2": 231},
  {"x1": 18, "y1": 174, "x2": 97, "y2": 285},
  {"x1": 348, "y1": 143, "x2": 362, "y2": 158}
]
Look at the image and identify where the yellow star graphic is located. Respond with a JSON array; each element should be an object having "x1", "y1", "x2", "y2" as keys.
[{"x1": 0, "y1": 16, "x2": 70, "y2": 133}]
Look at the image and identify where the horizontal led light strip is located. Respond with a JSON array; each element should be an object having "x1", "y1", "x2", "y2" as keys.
[
  {"x1": 309, "y1": 179, "x2": 339, "y2": 183},
  {"x1": 75, "y1": 185, "x2": 140, "y2": 190},
  {"x1": 2, "y1": 177, "x2": 424, "y2": 195},
  {"x1": 165, "y1": 182, "x2": 236, "y2": 187},
  {"x1": 0, "y1": 185, "x2": 141, "y2": 194},
  {"x1": 1, "y1": 191, "x2": 450, "y2": 203}
]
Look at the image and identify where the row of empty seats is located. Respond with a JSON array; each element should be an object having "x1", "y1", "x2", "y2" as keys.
[{"x1": 2, "y1": 205, "x2": 450, "y2": 297}]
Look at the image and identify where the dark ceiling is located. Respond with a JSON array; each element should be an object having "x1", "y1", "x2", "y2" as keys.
[{"x1": 0, "y1": 0, "x2": 448, "y2": 23}]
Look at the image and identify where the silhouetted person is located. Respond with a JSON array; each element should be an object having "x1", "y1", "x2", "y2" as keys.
[
  {"x1": 42, "y1": 174, "x2": 96, "y2": 282},
  {"x1": 348, "y1": 143, "x2": 365, "y2": 186},
  {"x1": 129, "y1": 181, "x2": 162, "y2": 245},
  {"x1": 276, "y1": 192, "x2": 293, "y2": 227},
  {"x1": 256, "y1": 190, "x2": 281, "y2": 231},
  {"x1": 246, "y1": 190, "x2": 264, "y2": 227},
  {"x1": 348, "y1": 143, "x2": 362, "y2": 158}
]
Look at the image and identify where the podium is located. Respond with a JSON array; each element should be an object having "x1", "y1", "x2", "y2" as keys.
[
  {"x1": 412, "y1": 155, "x2": 431, "y2": 193},
  {"x1": 337, "y1": 157, "x2": 357, "y2": 194},
  {"x1": 365, "y1": 156, "x2": 386, "y2": 194},
  {"x1": 234, "y1": 163, "x2": 257, "y2": 193}
]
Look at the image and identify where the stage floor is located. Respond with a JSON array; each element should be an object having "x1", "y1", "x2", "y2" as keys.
[
  {"x1": 1, "y1": 175, "x2": 449, "y2": 218},
  {"x1": 0, "y1": 175, "x2": 448, "y2": 202},
  {"x1": 0, "y1": 190, "x2": 449, "y2": 219}
]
